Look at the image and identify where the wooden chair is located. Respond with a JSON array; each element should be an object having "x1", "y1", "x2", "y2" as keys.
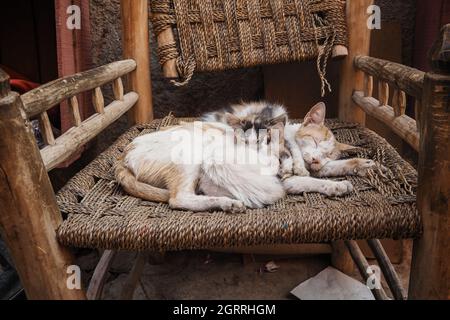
[{"x1": 0, "y1": 0, "x2": 448, "y2": 300}]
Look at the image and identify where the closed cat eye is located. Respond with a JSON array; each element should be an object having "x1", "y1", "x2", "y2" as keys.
[{"x1": 302, "y1": 135, "x2": 320, "y2": 147}]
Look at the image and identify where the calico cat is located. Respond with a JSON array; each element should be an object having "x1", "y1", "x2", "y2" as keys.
[
  {"x1": 202, "y1": 101, "x2": 288, "y2": 133},
  {"x1": 115, "y1": 103, "x2": 378, "y2": 212},
  {"x1": 202, "y1": 101, "x2": 292, "y2": 171}
]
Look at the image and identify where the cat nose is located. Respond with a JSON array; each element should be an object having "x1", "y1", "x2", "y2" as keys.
[{"x1": 311, "y1": 157, "x2": 320, "y2": 164}]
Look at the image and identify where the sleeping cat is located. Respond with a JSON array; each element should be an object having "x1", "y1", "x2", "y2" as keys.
[
  {"x1": 204, "y1": 101, "x2": 379, "y2": 180},
  {"x1": 203, "y1": 101, "x2": 297, "y2": 180},
  {"x1": 202, "y1": 101, "x2": 290, "y2": 158},
  {"x1": 115, "y1": 103, "x2": 378, "y2": 212},
  {"x1": 283, "y1": 102, "x2": 381, "y2": 180}
]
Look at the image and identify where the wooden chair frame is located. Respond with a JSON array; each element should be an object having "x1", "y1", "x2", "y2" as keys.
[{"x1": 0, "y1": 0, "x2": 448, "y2": 300}]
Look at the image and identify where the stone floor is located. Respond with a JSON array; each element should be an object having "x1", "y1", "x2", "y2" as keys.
[{"x1": 76, "y1": 241, "x2": 412, "y2": 300}]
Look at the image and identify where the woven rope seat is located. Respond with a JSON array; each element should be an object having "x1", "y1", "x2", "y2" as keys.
[
  {"x1": 56, "y1": 115, "x2": 422, "y2": 251},
  {"x1": 150, "y1": 0, "x2": 348, "y2": 85}
]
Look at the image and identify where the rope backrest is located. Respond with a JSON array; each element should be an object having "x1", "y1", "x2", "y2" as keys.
[{"x1": 150, "y1": 0, "x2": 348, "y2": 91}]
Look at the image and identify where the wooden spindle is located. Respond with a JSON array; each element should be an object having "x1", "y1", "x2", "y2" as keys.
[
  {"x1": 87, "y1": 250, "x2": 117, "y2": 300},
  {"x1": 378, "y1": 81, "x2": 389, "y2": 106},
  {"x1": 69, "y1": 96, "x2": 82, "y2": 126},
  {"x1": 367, "y1": 239, "x2": 407, "y2": 300},
  {"x1": 364, "y1": 74, "x2": 374, "y2": 97},
  {"x1": 414, "y1": 100, "x2": 421, "y2": 131},
  {"x1": 345, "y1": 240, "x2": 389, "y2": 300},
  {"x1": 38, "y1": 111, "x2": 55, "y2": 145},
  {"x1": 92, "y1": 87, "x2": 105, "y2": 114},
  {"x1": 392, "y1": 89, "x2": 406, "y2": 117},
  {"x1": 113, "y1": 77, "x2": 124, "y2": 101}
]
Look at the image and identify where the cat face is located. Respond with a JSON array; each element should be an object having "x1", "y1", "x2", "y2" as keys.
[
  {"x1": 296, "y1": 102, "x2": 355, "y2": 171},
  {"x1": 224, "y1": 102, "x2": 287, "y2": 147}
]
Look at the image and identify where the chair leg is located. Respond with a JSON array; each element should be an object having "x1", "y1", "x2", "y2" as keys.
[
  {"x1": 120, "y1": 252, "x2": 148, "y2": 300},
  {"x1": 86, "y1": 250, "x2": 117, "y2": 300},
  {"x1": 345, "y1": 240, "x2": 390, "y2": 300},
  {"x1": 331, "y1": 240, "x2": 354, "y2": 275},
  {"x1": 367, "y1": 239, "x2": 406, "y2": 300}
]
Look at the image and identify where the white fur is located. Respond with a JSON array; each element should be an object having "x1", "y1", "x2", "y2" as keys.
[{"x1": 124, "y1": 122, "x2": 285, "y2": 210}]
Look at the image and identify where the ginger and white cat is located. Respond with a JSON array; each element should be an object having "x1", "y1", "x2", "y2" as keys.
[
  {"x1": 115, "y1": 102, "x2": 379, "y2": 212},
  {"x1": 282, "y1": 102, "x2": 379, "y2": 180}
]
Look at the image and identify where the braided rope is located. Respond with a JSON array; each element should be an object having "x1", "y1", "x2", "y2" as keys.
[
  {"x1": 149, "y1": 0, "x2": 348, "y2": 88},
  {"x1": 55, "y1": 117, "x2": 422, "y2": 251}
]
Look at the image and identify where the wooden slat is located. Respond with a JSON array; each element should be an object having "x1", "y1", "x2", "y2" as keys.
[
  {"x1": 211, "y1": 244, "x2": 332, "y2": 255},
  {"x1": 92, "y1": 87, "x2": 105, "y2": 114},
  {"x1": 41, "y1": 92, "x2": 138, "y2": 171},
  {"x1": 414, "y1": 100, "x2": 421, "y2": 131},
  {"x1": 345, "y1": 240, "x2": 390, "y2": 300},
  {"x1": 353, "y1": 91, "x2": 419, "y2": 151},
  {"x1": 367, "y1": 240, "x2": 407, "y2": 300},
  {"x1": 332, "y1": 45, "x2": 349, "y2": 58},
  {"x1": 113, "y1": 77, "x2": 124, "y2": 101},
  {"x1": 354, "y1": 55, "x2": 425, "y2": 99},
  {"x1": 364, "y1": 74, "x2": 374, "y2": 97},
  {"x1": 378, "y1": 81, "x2": 389, "y2": 106},
  {"x1": 87, "y1": 250, "x2": 117, "y2": 300},
  {"x1": 392, "y1": 89, "x2": 406, "y2": 117},
  {"x1": 21, "y1": 59, "x2": 136, "y2": 118},
  {"x1": 120, "y1": 252, "x2": 147, "y2": 299},
  {"x1": 38, "y1": 111, "x2": 55, "y2": 145},
  {"x1": 331, "y1": 240, "x2": 355, "y2": 275},
  {"x1": 69, "y1": 96, "x2": 82, "y2": 126}
]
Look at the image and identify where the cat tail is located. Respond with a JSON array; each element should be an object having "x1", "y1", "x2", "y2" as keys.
[{"x1": 114, "y1": 158, "x2": 170, "y2": 203}]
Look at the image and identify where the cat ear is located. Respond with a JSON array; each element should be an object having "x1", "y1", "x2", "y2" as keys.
[
  {"x1": 267, "y1": 113, "x2": 288, "y2": 127},
  {"x1": 303, "y1": 102, "x2": 326, "y2": 126},
  {"x1": 336, "y1": 142, "x2": 358, "y2": 152},
  {"x1": 224, "y1": 112, "x2": 242, "y2": 128}
]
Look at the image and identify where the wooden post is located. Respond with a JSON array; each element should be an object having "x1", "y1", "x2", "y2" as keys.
[
  {"x1": 408, "y1": 25, "x2": 450, "y2": 300},
  {"x1": 338, "y1": 0, "x2": 373, "y2": 124},
  {"x1": 331, "y1": 240, "x2": 354, "y2": 275},
  {"x1": 121, "y1": 0, "x2": 153, "y2": 124},
  {"x1": 333, "y1": 0, "x2": 373, "y2": 274},
  {"x1": 0, "y1": 69, "x2": 85, "y2": 300}
]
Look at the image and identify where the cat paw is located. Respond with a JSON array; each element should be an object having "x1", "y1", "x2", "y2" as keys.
[
  {"x1": 221, "y1": 199, "x2": 246, "y2": 213},
  {"x1": 353, "y1": 159, "x2": 381, "y2": 177},
  {"x1": 325, "y1": 181, "x2": 354, "y2": 197},
  {"x1": 293, "y1": 166, "x2": 310, "y2": 177},
  {"x1": 278, "y1": 166, "x2": 294, "y2": 180}
]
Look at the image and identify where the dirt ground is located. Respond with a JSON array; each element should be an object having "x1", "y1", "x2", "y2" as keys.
[{"x1": 75, "y1": 241, "x2": 412, "y2": 300}]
